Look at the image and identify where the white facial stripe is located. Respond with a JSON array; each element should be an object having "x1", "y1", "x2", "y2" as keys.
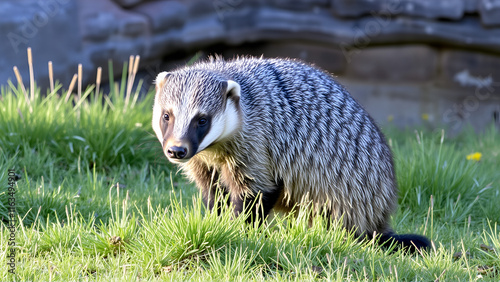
[
  {"x1": 219, "y1": 99, "x2": 240, "y2": 140},
  {"x1": 196, "y1": 99, "x2": 241, "y2": 153},
  {"x1": 172, "y1": 108, "x2": 195, "y2": 139},
  {"x1": 197, "y1": 114, "x2": 224, "y2": 152},
  {"x1": 171, "y1": 84, "x2": 199, "y2": 139}
]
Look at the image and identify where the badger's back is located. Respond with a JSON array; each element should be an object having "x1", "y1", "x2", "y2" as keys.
[{"x1": 187, "y1": 57, "x2": 397, "y2": 234}]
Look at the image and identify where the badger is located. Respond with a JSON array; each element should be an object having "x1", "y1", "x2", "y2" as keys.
[{"x1": 152, "y1": 56, "x2": 430, "y2": 252}]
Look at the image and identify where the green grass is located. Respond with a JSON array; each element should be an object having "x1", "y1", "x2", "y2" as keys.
[{"x1": 1, "y1": 62, "x2": 499, "y2": 281}]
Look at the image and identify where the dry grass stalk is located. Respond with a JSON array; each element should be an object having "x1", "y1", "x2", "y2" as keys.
[
  {"x1": 12, "y1": 66, "x2": 32, "y2": 112},
  {"x1": 125, "y1": 55, "x2": 140, "y2": 110},
  {"x1": 27, "y1": 47, "x2": 35, "y2": 101},
  {"x1": 48, "y1": 61, "x2": 54, "y2": 94},
  {"x1": 64, "y1": 74, "x2": 78, "y2": 103},
  {"x1": 125, "y1": 56, "x2": 134, "y2": 108},
  {"x1": 96, "y1": 66, "x2": 102, "y2": 98},
  {"x1": 78, "y1": 63, "x2": 82, "y2": 101}
]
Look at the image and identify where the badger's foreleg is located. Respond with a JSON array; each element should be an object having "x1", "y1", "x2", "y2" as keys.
[
  {"x1": 229, "y1": 188, "x2": 282, "y2": 224},
  {"x1": 221, "y1": 165, "x2": 283, "y2": 224},
  {"x1": 188, "y1": 162, "x2": 230, "y2": 214}
]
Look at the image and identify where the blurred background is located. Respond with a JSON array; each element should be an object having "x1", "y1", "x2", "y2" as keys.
[{"x1": 1, "y1": 0, "x2": 499, "y2": 132}]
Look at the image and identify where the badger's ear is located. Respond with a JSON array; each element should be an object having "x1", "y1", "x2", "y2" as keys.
[
  {"x1": 155, "y1": 72, "x2": 171, "y2": 92},
  {"x1": 225, "y1": 80, "x2": 240, "y2": 98}
]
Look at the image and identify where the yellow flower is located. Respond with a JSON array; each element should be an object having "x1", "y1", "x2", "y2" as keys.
[
  {"x1": 387, "y1": 115, "x2": 394, "y2": 122},
  {"x1": 466, "y1": 152, "x2": 482, "y2": 161},
  {"x1": 421, "y1": 113, "x2": 429, "y2": 121}
]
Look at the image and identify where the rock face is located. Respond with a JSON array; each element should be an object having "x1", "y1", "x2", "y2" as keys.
[
  {"x1": 1, "y1": 0, "x2": 499, "y2": 130},
  {"x1": 479, "y1": 0, "x2": 500, "y2": 26},
  {"x1": 0, "y1": 0, "x2": 80, "y2": 90},
  {"x1": 331, "y1": 0, "x2": 465, "y2": 20},
  {"x1": 344, "y1": 46, "x2": 439, "y2": 82}
]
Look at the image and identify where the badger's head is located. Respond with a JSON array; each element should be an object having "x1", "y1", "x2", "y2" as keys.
[{"x1": 152, "y1": 70, "x2": 241, "y2": 163}]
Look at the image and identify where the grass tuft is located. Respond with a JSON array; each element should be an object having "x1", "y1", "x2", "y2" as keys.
[{"x1": 394, "y1": 129, "x2": 499, "y2": 224}]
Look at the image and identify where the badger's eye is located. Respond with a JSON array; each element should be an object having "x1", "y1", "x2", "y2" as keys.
[
  {"x1": 198, "y1": 117, "x2": 208, "y2": 126},
  {"x1": 163, "y1": 113, "x2": 169, "y2": 122}
]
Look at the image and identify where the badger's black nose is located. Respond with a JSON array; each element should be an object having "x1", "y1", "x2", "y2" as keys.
[{"x1": 167, "y1": 146, "x2": 188, "y2": 159}]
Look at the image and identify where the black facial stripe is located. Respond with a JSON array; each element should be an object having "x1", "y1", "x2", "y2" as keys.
[{"x1": 185, "y1": 113, "x2": 212, "y2": 157}]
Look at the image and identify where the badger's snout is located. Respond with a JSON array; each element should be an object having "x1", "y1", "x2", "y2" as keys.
[
  {"x1": 163, "y1": 139, "x2": 195, "y2": 162},
  {"x1": 166, "y1": 146, "x2": 188, "y2": 159}
]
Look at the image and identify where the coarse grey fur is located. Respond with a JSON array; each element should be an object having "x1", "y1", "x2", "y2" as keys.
[{"x1": 152, "y1": 56, "x2": 430, "y2": 252}]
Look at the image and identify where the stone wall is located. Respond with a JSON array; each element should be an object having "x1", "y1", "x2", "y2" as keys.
[{"x1": 1, "y1": 0, "x2": 500, "y2": 131}]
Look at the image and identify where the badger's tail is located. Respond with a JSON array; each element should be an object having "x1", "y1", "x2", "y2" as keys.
[{"x1": 379, "y1": 232, "x2": 431, "y2": 253}]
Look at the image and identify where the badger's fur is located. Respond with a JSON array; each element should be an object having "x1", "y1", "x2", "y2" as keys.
[{"x1": 152, "y1": 57, "x2": 430, "y2": 252}]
